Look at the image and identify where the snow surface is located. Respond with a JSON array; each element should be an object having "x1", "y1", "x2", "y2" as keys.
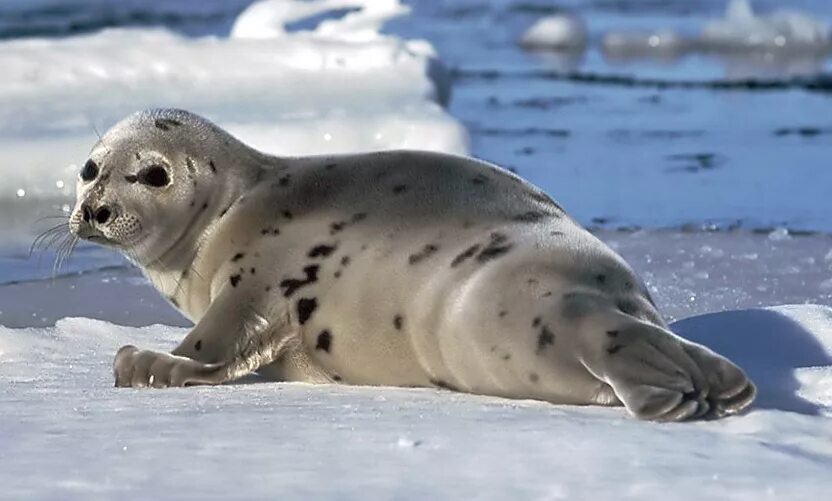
[
  {"x1": 0, "y1": 305, "x2": 830, "y2": 498},
  {"x1": 0, "y1": 0, "x2": 465, "y2": 201}
]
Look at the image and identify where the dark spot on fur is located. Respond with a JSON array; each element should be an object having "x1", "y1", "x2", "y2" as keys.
[
  {"x1": 278, "y1": 175, "x2": 290, "y2": 186},
  {"x1": 498, "y1": 310, "x2": 507, "y2": 318},
  {"x1": 471, "y1": 173, "x2": 489, "y2": 185},
  {"x1": 189, "y1": 201, "x2": 195, "y2": 207},
  {"x1": 124, "y1": 175, "x2": 138, "y2": 183},
  {"x1": 352, "y1": 212, "x2": 367, "y2": 222},
  {"x1": 617, "y1": 300, "x2": 639, "y2": 315},
  {"x1": 231, "y1": 253, "x2": 245, "y2": 262},
  {"x1": 532, "y1": 317, "x2": 541, "y2": 327},
  {"x1": 450, "y1": 244, "x2": 481, "y2": 267},
  {"x1": 325, "y1": 163, "x2": 337, "y2": 170},
  {"x1": 315, "y1": 330, "x2": 332, "y2": 352},
  {"x1": 477, "y1": 233, "x2": 513, "y2": 263},
  {"x1": 135, "y1": 152, "x2": 141, "y2": 161},
  {"x1": 536, "y1": 326, "x2": 555, "y2": 354},
  {"x1": 529, "y1": 190, "x2": 565, "y2": 213},
  {"x1": 330, "y1": 221, "x2": 346, "y2": 233},
  {"x1": 201, "y1": 202, "x2": 208, "y2": 210},
  {"x1": 334, "y1": 270, "x2": 342, "y2": 278},
  {"x1": 308, "y1": 244, "x2": 337, "y2": 258},
  {"x1": 606, "y1": 330, "x2": 619, "y2": 337},
  {"x1": 297, "y1": 298, "x2": 318, "y2": 325},
  {"x1": 550, "y1": 230, "x2": 564, "y2": 237},
  {"x1": 230, "y1": 274, "x2": 241, "y2": 287},
  {"x1": 280, "y1": 265, "x2": 320, "y2": 297},
  {"x1": 490, "y1": 346, "x2": 497, "y2": 353},
  {"x1": 502, "y1": 354, "x2": 511, "y2": 361},
  {"x1": 265, "y1": 286, "x2": 271, "y2": 292},
  {"x1": 542, "y1": 291, "x2": 552, "y2": 297},
  {"x1": 209, "y1": 160, "x2": 217, "y2": 173},
  {"x1": 596, "y1": 274, "x2": 607, "y2": 285},
  {"x1": 340, "y1": 256, "x2": 350, "y2": 267},
  {"x1": 282, "y1": 210, "x2": 293, "y2": 220},
  {"x1": 624, "y1": 281, "x2": 634, "y2": 291},
  {"x1": 430, "y1": 379, "x2": 460, "y2": 392},
  {"x1": 154, "y1": 118, "x2": 182, "y2": 130},
  {"x1": 194, "y1": 340, "x2": 202, "y2": 351},
  {"x1": 607, "y1": 344, "x2": 623, "y2": 355},
  {"x1": 513, "y1": 211, "x2": 545, "y2": 223},
  {"x1": 392, "y1": 184, "x2": 408, "y2": 194},
  {"x1": 332, "y1": 374, "x2": 342, "y2": 381},
  {"x1": 409, "y1": 244, "x2": 439, "y2": 265},
  {"x1": 529, "y1": 372, "x2": 539, "y2": 383},
  {"x1": 250, "y1": 268, "x2": 256, "y2": 274},
  {"x1": 393, "y1": 315, "x2": 403, "y2": 330},
  {"x1": 185, "y1": 157, "x2": 195, "y2": 174}
]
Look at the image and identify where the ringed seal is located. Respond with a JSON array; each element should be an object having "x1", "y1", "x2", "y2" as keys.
[{"x1": 69, "y1": 108, "x2": 756, "y2": 421}]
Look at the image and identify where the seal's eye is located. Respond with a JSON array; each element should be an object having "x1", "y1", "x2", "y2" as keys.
[
  {"x1": 137, "y1": 165, "x2": 170, "y2": 187},
  {"x1": 80, "y1": 160, "x2": 98, "y2": 181}
]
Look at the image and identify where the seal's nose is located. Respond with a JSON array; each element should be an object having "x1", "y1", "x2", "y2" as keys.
[
  {"x1": 81, "y1": 204, "x2": 114, "y2": 225},
  {"x1": 95, "y1": 206, "x2": 112, "y2": 224}
]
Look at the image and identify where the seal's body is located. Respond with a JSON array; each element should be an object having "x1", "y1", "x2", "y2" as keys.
[{"x1": 70, "y1": 109, "x2": 755, "y2": 421}]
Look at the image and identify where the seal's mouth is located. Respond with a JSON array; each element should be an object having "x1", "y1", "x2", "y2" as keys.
[{"x1": 75, "y1": 225, "x2": 118, "y2": 247}]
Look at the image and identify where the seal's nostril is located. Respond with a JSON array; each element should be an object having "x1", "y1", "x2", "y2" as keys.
[
  {"x1": 82, "y1": 205, "x2": 93, "y2": 223},
  {"x1": 95, "y1": 206, "x2": 112, "y2": 225}
]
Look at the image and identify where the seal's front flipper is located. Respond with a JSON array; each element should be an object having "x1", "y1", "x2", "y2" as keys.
[
  {"x1": 113, "y1": 345, "x2": 224, "y2": 388},
  {"x1": 113, "y1": 284, "x2": 298, "y2": 388}
]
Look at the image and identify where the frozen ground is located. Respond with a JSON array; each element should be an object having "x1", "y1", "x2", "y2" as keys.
[
  {"x1": 1, "y1": 0, "x2": 832, "y2": 499},
  {"x1": 1, "y1": 305, "x2": 831, "y2": 499}
]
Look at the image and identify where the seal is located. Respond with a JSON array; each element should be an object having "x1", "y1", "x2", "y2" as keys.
[{"x1": 69, "y1": 108, "x2": 755, "y2": 421}]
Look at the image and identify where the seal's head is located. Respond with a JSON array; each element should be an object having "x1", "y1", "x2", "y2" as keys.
[{"x1": 69, "y1": 108, "x2": 262, "y2": 268}]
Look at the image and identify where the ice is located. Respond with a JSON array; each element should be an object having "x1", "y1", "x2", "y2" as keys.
[
  {"x1": 703, "y1": 0, "x2": 830, "y2": 52},
  {"x1": 1, "y1": 305, "x2": 830, "y2": 498},
  {"x1": 0, "y1": 0, "x2": 465, "y2": 202},
  {"x1": 600, "y1": 0, "x2": 831, "y2": 69},
  {"x1": 520, "y1": 12, "x2": 588, "y2": 51},
  {"x1": 231, "y1": 0, "x2": 409, "y2": 43}
]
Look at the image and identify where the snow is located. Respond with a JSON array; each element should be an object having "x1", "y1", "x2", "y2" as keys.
[
  {"x1": 0, "y1": 305, "x2": 830, "y2": 498},
  {"x1": 0, "y1": 0, "x2": 465, "y2": 201},
  {"x1": 520, "y1": 12, "x2": 588, "y2": 51}
]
